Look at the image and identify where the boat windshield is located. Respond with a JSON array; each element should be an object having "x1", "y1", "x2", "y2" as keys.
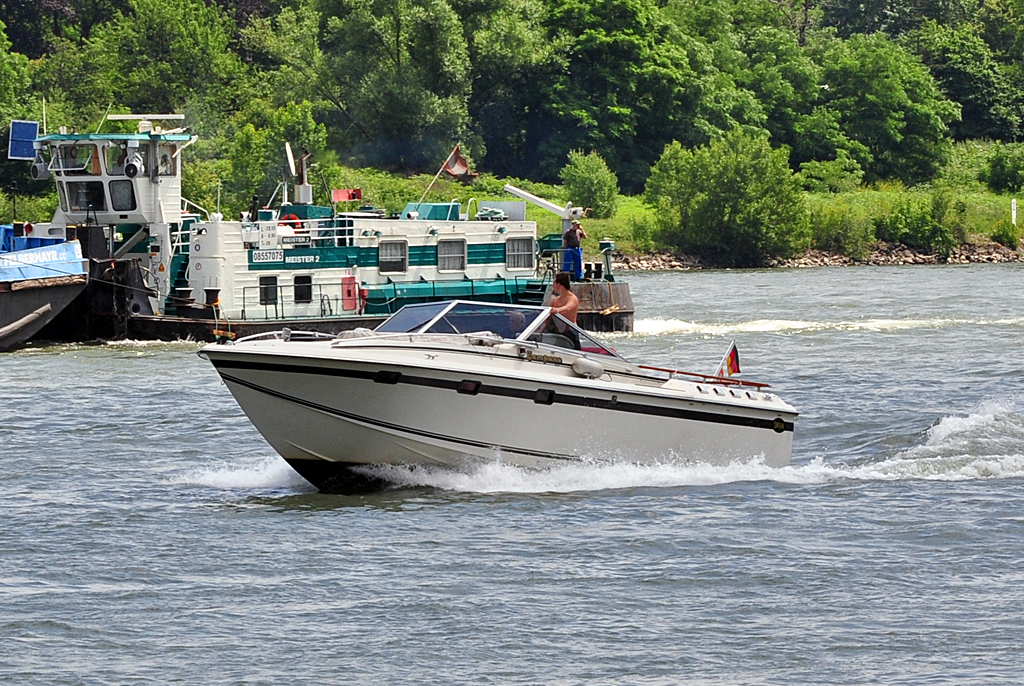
[
  {"x1": 376, "y1": 301, "x2": 546, "y2": 339},
  {"x1": 375, "y1": 302, "x2": 451, "y2": 333},
  {"x1": 423, "y1": 303, "x2": 544, "y2": 338}
]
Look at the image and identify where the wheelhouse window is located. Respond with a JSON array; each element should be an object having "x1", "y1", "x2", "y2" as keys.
[
  {"x1": 505, "y1": 237, "x2": 534, "y2": 270},
  {"x1": 52, "y1": 144, "x2": 101, "y2": 175},
  {"x1": 57, "y1": 182, "x2": 68, "y2": 212},
  {"x1": 294, "y1": 275, "x2": 313, "y2": 303},
  {"x1": 158, "y1": 144, "x2": 177, "y2": 176},
  {"x1": 259, "y1": 276, "x2": 278, "y2": 305},
  {"x1": 106, "y1": 145, "x2": 128, "y2": 175},
  {"x1": 437, "y1": 238, "x2": 466, "y2": 271},
  {"x1": 66, "y1": 181, "x2": 106, "y2": 212},
  {"x1": 378, "y1": 241, "x2": 407, "y2": 273},
  {"x1": 109, "y1": 180, "x2": 137, "y2": 211}
]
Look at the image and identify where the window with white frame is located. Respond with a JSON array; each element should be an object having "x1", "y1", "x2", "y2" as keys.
[
  {"x1": 379, "y1": 241, "x2": 408, "y2": 273},
  {"x1": 505, "y1": 237, "x2": 534, "y2": 270},
  {"x1": 437, "y1": 239, "x2": 466, "y2": 271}
]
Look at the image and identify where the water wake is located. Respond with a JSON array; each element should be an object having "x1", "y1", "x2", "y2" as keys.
[
  {"x1": 365, "y1": 454, "x2": 1024, "y2": 494},
  {"x1": 363, "y1": 404, "x2": 1024, "y2": 493},
  {"x1": 176, "y1": 404, "x2": 1024, "y2": 495},
  {"x1": 177, "y1": 455, "x2": 311, "y2": 491},
  {"x1": 624, "y1": 316, "x2": 1024, "y2": 337}
]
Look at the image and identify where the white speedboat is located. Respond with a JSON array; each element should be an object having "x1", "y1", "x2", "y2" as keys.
[{"x1": 199, "y1": 300, "x2": 797, "y2": 491}]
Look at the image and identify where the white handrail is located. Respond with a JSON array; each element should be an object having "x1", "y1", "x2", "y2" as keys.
[{"x1": 181, "y1": 197, "x2": 209, "y2": 220}]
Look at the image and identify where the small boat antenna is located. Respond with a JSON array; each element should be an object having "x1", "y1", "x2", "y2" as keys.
[
  {"x1": 94, "y1": 103, "x2": 114, "y2": 134},
  {"x1": 266, "y1": 181, "x2": 285, "y2": 209}
]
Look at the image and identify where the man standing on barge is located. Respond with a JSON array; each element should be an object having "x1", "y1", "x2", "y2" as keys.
[{"x1": 562, "y1": 220, "x2": 587, "y2": 281}]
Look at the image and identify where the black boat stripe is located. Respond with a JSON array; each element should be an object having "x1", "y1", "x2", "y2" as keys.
[
  {"x1": 211, "y1": 358, "x2": 795, "y2": 433},
  {"x1": 218, "y1": 372, "x2": 576, "y2": 461}
]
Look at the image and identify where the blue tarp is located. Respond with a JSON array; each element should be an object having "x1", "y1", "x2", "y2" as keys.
[{"x1": 0, "y1": 231, "x2": 86, "y2": 283}]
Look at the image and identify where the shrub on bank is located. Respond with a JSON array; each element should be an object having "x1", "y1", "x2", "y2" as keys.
[
  {"x1": 873, "y1": 199, "x2": 954, "y2": 256},
  {"x1": 559, "y1": 151, "x2": 619, "y2": 219},
  {"x1": 990, "y1": 219, "x2": 1019, "y2": 249},
  {"x1": 644, "y1": 131, "x2": 810, "y2": 268},
  {"x1": 981, "y1": 142, "x2": 1024, "y2": 193},
  {"x1": 808, "y1": 203, "x2": 874, "y2": 260}
]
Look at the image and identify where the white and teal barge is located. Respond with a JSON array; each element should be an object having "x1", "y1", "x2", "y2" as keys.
[{"x1": 29, "y1": 115, "x2": 632, "y2": 342}]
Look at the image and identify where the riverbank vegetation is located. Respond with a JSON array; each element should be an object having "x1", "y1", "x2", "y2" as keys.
[{"x1": 3, "y1": 0, "x2": 1024, "y2": 266}]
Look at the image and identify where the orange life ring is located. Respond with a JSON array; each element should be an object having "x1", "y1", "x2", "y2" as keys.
[{"x1": 280, "y1": 213, "x2": 302, "y2": 230}]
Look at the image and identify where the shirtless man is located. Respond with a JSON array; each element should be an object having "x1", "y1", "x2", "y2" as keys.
[{"x1": 549, "y1": 272, "x2": 580, "y2": 324}]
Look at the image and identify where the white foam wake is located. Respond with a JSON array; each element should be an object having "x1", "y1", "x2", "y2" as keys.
[
  {"x1": 362, "y1": 403, "x2": 1024, "y2": 493},
  {"x1": 365, "y1": 453, "x2": 1024, "y2": 494},
  {"x1": 177, "y1": 455, "x2": 311, "y2": 491},
  {"x1": 624, "y1": 316, "x2": 1024, "y2": 337},
  {"x1": 175, "y1": 404, "x2": 1024, "y2": 495}
]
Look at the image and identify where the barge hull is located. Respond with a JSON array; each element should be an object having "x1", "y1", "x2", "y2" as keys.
[{"x1": 0, "y1": 276, "x2": 88, "y2": 351}]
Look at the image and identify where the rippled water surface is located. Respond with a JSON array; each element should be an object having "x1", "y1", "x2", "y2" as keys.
[{"x1": 3, "y1": 265, "x2": 1024, "y2": 684}]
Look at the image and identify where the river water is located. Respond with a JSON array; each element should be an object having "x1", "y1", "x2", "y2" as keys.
[{"x1": 3, "y1": 265, "x2": 1024, "y2": 684}]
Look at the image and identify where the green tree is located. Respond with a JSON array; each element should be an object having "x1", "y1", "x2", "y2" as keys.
[
  {"x1": 798, "y1": 149, "x2": 864, "y2": 192},
  {"x1": 905, "y1": 20, "x2": 1020, "y2": 141},
  {"x1": 0, "y1": 19, "x2": 37, "y2": 206},
  {"x1": 733, "y1": 26, "x2": 821, "y2": 157},
  {"x1": 0, "y1": 19, "x2": 29, "y2": 118},
  {"x1": 248, "y1": 0, "x2": 472, "y2": 171},
  {"x1": 86, "y1": 0, "x2": 250, "y2": 116},
  {"x1": 449, "y1": 0, "x2": 560, "y2": 177},
  {"x1": 526, "y1": 0, "x2": 765, "y2": 192},
  {"x1": 817, "y1": 32, "x2": 960, "y2": 184},
  {"x1": 559, "y1": 150, "x2": 619, "y2": 219},
  {"x1": 790, "y1": 105, "x2": 871, "y2": 171},
  {"x1": 821, "y1": 0, "x2": 978, "y2": 38},
  {"x1": 981, "y1": 142, "x2": 1024, "y2": 193},
  {"x1": 644, "y1": 129, "x2": 809, "y2": 267},
  {"x1": 30, "y1": 37, "x2": 116, "y2": 122},
  {"x1": 224, "y1": 100, "x2": 329, "y2": 210}
]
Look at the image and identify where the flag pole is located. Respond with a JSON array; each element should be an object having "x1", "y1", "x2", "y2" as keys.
[
  {"x1": 714, "y1": 340, "x2": 736, "y2": 377},
  {"x1": 417, "y1": 144, "x2": 459, "y2": 207}
]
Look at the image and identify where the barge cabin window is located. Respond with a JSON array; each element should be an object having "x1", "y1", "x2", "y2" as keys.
[
  {"x1": 438, "y1": 239, "x2": 466, "y2": 271},
  {"x1": 505, "y1": 237, "x2": 534, "y2": 270},
  {"x1": 294, "y1": 275, "x2": 313, "y2": 304},
  {"x1": 379, "y1": 241, "x2": 408, "y2": 273},
  {"x1": 259, "y1": 276, "x2": 278, "y2": 305}
]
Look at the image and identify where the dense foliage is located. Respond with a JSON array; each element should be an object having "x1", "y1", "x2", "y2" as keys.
[
  {"x1": 2, "y1": 0, "x2": 1024, "y2": 232},
  {"x1": 559, "y1": 150, "x2": 619, "y2": 219},
  {"x1": 644, "y1": 130, "x2": 809, "y2": 267},
  {"x1": 981, "y1": 142, "x2": 1024, "y2": 193}
]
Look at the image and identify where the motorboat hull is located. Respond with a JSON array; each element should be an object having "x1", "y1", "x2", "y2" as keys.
[{"x1": 206, "y1": 351, "x2": 795, "y2": 491}]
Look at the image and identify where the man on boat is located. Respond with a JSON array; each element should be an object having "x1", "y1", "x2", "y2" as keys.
[
  {"x1": 550, "y1": 272, "x2": 579, "y2": 324},
  {"x1": 547, "y1": 272, "x2": 582, "y2": 348},
  {"x1": 507, "y1": 310, "x2": 528, "y2": 337},
  {"x1": 562, "y1": 220, "x2": 587, "y2": 281}
]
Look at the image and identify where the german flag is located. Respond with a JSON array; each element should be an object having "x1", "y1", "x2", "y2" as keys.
[{"x1": 715, "y1": 341, "x2": 740, "y2": 377}]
